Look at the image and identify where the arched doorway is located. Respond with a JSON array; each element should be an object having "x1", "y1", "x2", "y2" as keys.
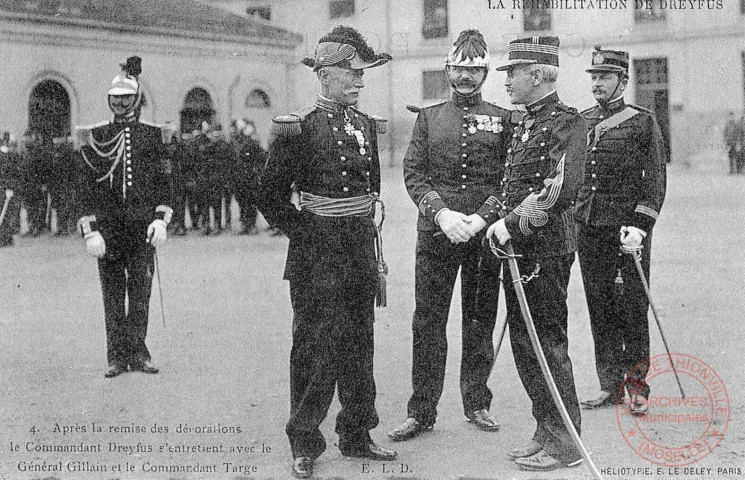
[
  {"x1": 28, "y1": 80, "x2": 71, "y2": 138},
  {"x1": 180, "y1": 88, "x2": 214, "y2": 133},
  {"x1": 244, "y1": 88, "x2": 272, "y2": 149}
]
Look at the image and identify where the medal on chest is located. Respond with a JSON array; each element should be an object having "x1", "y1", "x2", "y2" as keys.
[
  {"x1": 465, "y1": 114, "x2": 503, "y2": 135},
  {"x1": 521, "y1": 118, "x2": 535, "y2": 143},
  {"x1": 343, "y1": 111, "x2": 366, "y2": 155}
]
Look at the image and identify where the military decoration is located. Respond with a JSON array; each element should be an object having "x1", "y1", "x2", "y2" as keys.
[
  {"x1": 465, "y1": 114, "x2": 503, "y2": 135},
  {"x1": 521, "y1": 130, "x2": 530, "y2": 143},
  {"x1": 344, "y1": 111, "x2": 366, "y2": 155}
]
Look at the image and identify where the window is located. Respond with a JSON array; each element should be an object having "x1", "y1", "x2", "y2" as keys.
[
  {"x1": 423, "y1": 0, "x2": 448, "y2": 39},
  {"x1": 330, "y1": 0, "x2": 354, "y2": 19},
  {"x1": 422, "y1": 70, "x2": 449, "y2": 100},
  {"x1": 634, "y1": 2, "x2": 666, "y2": 23},
  {"x1": 246, "y1": 89, "x2": 271, "y2": 109},
  {"x1": 523, "y1": 5, "x2": 551, "y2": 31},
  {"x1": 246, "y1": 6, "x2": 271, "y2": 21}
]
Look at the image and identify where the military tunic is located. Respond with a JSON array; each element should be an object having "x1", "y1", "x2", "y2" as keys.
[
  {"x1": 77, "y1": 120, "x2": 172, "y2": 368},
  {"x1": 259, "y1": 95, "x2": 383, "y2": 459},
  {"x1": 499, "y1": 91, "x2": 586, "y2": 464},
  {"x1": 402, "y1": 92, "x2": 511, "y2": 424},
  {"x1": 574, "y1": 97, "x2": 667, "y2": 399}
]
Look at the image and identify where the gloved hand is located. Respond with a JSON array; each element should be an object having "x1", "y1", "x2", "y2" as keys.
[
  {"x1": 464, "y1": 213, "x2": 486, "y2": 236},
  {"x1": 84, "y1": 231, "x2": 106, "y2": 258},
  {"x1": 486, "y1": 218, "x2": 512, "y2": 245},
  {"x1": 147, "y1": 219, "x2": 168, "y2": 247},
  {"x1": 5, "y1": 189, "x2": 13, "y2": 199},
  {"x1": 435, "y1": 209, "x2": 473, "y2": 243},
  {"x1": 620, "y1": 226, "x2": 646, "y2": 252}
]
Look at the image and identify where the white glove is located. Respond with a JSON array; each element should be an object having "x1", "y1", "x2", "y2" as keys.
[
  {"x1": 435, "y1": 209, "x2": 473, "y2": 243},
  {"x1": 84, "y1": 231, "x2": 106, "y2": 258},
  {"x1": 486, "y1": 218, "x2": 512, "y2": 245},
  {"x1": 464, "y1": 213, "x2": 487, "y2": 236},
  {"x1": 5, "y1": 189, "x2": 13, "y2": 199},
  {"x1": 147, "y1": 219, "x2": 168, "y2": 247},
  {"x1": 620, "y1": 226, "x2": 646, "y2": 251}
]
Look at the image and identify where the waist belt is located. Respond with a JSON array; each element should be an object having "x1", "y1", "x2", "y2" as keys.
[{"x1": 300, "y1": 191, "x2": 374, "y2": 217}]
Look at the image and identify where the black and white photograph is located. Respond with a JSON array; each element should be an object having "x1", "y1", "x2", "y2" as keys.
[{"x1": 0, "y1": 0, "x2": 743, "y2": 479}]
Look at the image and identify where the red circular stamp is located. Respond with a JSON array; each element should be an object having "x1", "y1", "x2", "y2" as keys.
[{"x1": 616, "y1": 353, "x2": 730, "y2": 467}]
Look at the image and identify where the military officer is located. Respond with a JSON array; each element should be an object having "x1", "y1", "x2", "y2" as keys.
[
  {"x1": 487, "y1": 36, "x2": 587, "y2": 471},
  {"x1": 575, "y1": 46, "x2": 667, "y2": 415},
  {"x1": 0, "y1": 134, "x2": 21, "y2": 246},
  {"x1": 258, "y1": 26, "x2": 396, "y2": 479},
  {"x1": 388, "y1": 29, "x2": 510, "y2": 442},
  {"x1": 76, "y1": 57, "x2": 173, "y2": 378}
]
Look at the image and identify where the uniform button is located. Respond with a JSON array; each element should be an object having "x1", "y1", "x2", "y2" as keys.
[
  {"x1": 125, "y1": 139, "x2": 131, "y2": 144},
  {"x1": 366, "y1": 171, "x2": 370, "y2": 176},
  {"x1": 463, "y1": 107, "x2": 469, "y2": 111},
  {"x1": 461, "y1": 175, "x2": 467, "y2": 179},
  {"x1": 365, "y1": 141, "x2": 369, "y2": 146},
  {"x1": 502, "y1": 177, "x2": 507, "y2": 181},
  {"x1": 591, "y1": 161, "x2": 596, "y2": 165},
  {"x1": 333, "y1": 127, "x2": 339, "y2": 132},
  {"x1": 328, "y1": 113, "x2": 333, "y2": 118},
  {"x1": 124, "y1": 127, "x2": 130, "y2": 132},
  {"x1": 507, "y1": 148, "x2": 512, "y2": 153},
  {"x1": 127, "y1": 167, "x2": 132, "y2": 172},
  {"x1": 591, "y1": 173, "x2": 597, "y2": 178},
  {"x1": 462, "y1": 154, "x2": 467, "y2": 158},
  {"x1": 599, "y1": 114, "x2": 604, "y2": 119},
  {"x1": 542, "y1": 127, "x2": 548, "y2": 131},
  {"x1": 127, "y1": 181, "x2": 132, "y2": 186},
  {"x1": 512, "y1": 133, "x2": 517, "y2": 138},
  {"x1": 127, "y1": 174, "x2": 132, "y2": 179},
  {"x1": 343, "y1": 187, "x2": 349, "y2": 192},
  {"x1": 361, "y1": 126, "x2": 365, "y2": 130},
  {"x1": 340, "y1": 156, "x2": 346, "y2": 161},
  {"x1": 591, "y1": 146, "x2": 597, "y2": 151},
  {"x1": 367, "y1": 157, "x2": 372, "y2": 161},
  {"x1": 501, "y1": 192, "x2": 507, "y2": 197},
  {"x1": 535, "y1": 173, "x2": 541, "y2": 177},
  {"x1": 484, "y1": 214, "x2": 489, "y2": 219},
  {"x1": 461, "y1": 185, "x2": 467, "y2": 189},
  {"x1": 504, "y1": 162, "x2": 509, "y2": 167},
  {"x1": 551, "y1": 111, "x2": 556, "y2": 116},
  {"x1": 463, "y1": 124, "x2": 468, "y2": 128},
  {"x1": 519, "y1": 120, "x2": 524, "y2": 125},
  {"x1": 591, "y1": 186, "x2": 597, "y2": 191},
  {"x1": 354, "y1": 113, "x2": 359, "y2": 118},
  {"x1": 342, "y1": 171, "x2": 347, "y2": 176},
  {"x1": 126, "y1": 146, "x2": 131, "y2": 151},
  {"x1": 540, "y1": 156, "x2": 545, "y2": 160},
  {"x1": 462, "y1": 133, "x2": 467, "y2": 138},
  {"x1": 366, "y1": 187, "x2": 370, "y2": 192},
  {"x1": 461, "y1": 143, "x2": 467, "y2": 147},
  {"x1": 528, "y1": 187, "x2": 533, "y2": 192},
  {"x1": 126, "y1": 160, "x2": 131, "y2": 165},
  {"x1": 337, "y1": 140, "x2": 343, "y2": 146},
  {"x1": 540, "y1": 142, "x2": 545, "y2": 147}
]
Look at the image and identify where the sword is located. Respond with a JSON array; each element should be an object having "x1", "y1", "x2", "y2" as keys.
[
  {"x1": 489, "y1": 237, "x2": 603, "y2": 480},
  {"x1": 624, "y1": 245, "x2": 686, "y2": 399},
  {"x1": 153, "y1": 247, "x2": 166, "y2": 328},
  {"x1": 0, "y1": 189, "x2": 13, "y2": 228}
]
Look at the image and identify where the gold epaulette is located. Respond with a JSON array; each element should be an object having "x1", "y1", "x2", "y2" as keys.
[
  {"x1": 270, "y1": 105, "x2": 316, "y2": 138},
  {"x1": 73, "y1": 121, "x2": 109, "y2": 151},
  {"x1": 626, "y1": 103, "x2": 654, "y2": 115},
  {"x1": 141, "y1": 120, "x2": 176, "y2": 144}
]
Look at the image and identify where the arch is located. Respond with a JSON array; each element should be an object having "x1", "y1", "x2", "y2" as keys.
[
  {"x1": 24, "y1": 71, "x2": 80, "y2": 135},
  {"x1": 245, "y1": 88, "x2": 271, "y2": 108},
  {"x1": 180, "y1": 87, "x2": 215, "y2": 134}
]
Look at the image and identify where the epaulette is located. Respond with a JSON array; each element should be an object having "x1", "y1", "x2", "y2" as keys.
[
  {"x1": 369, "y1": 114, "x2": 388, "y2": 134},
  {"x1": 141, "y1": 120, "x2": 176, "y2": 144},
  {"x1": 73, "y1": 121, "x2": 109, "y2": 151},
  {"x1": 555, "y1": 102, "x2": 578, "y2": 114},
  {"x1": 626, "y1": 103, "x2": 654, "y2": 115},
  {"x1": 271, "y1": 105, "x2": 316, "y2": 138}
]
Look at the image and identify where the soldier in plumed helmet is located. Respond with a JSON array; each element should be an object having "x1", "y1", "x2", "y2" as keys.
[
  {"x1": 76, "y1": 57, "x2": 173, "y2": 378},
  {"x1": 258, "y1": 25, "x2": 396, "y2": 479},
  {"x1": 388, "y1": 29, "x2": 511, "y2": 443},
  {"x1": 575, "y1": 46, "x2": 667, "y2": 415}
]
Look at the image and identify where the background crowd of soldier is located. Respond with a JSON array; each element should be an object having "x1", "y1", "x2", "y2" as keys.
[{"x1": 0, "y1": 119, "x2": 270, "y2": 247}]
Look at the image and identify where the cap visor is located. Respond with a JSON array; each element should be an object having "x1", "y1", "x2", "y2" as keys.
[
  {"x1": 495, "y1": 59, "x2": 537, "y2": 71},
  {"x1": 585, "y1": 66, "x2": 626, "y2": 73},
  {"x1": 350, "y1": 57, "x2": 389, "y2": 69}
]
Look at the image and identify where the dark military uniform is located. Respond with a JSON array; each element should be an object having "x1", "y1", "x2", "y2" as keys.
[
  {"x1": 77, "y1": 120, "x2": 172, "y2": 369},
  {"x1": 575, "y1": 97, "x2": 667, "y2": 399},
  {"x1": 50, "y1": 138, "x2": 78, "y2": 235},
  {"x1": 402, "y1": 92, "x2": 511, "y2": 424},
  {"x1": 21, "y1": 136, "x2": 52, "y2": 236},
  {"x1": 234, "y1": 134, "x2": 267, "y2": 233},
  {"x1": 0, "y1": 145, "x2": 22, "y2": 246},
  {"x1": 499, "y1": 91, "x2": 586, "y2": 464},
  {"x1": 259, "y1": 95, "x2": 383, "y2": 460}
]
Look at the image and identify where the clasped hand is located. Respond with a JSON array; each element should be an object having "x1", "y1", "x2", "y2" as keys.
[{"x1": 437, "y1": 210, "x2": 486, "y2": 243}]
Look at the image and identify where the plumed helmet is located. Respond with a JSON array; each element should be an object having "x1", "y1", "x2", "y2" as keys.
[
  {"x1": 446, "y1": 29, "x2": 490, "y2": 69},
  {"x1": 108, "y1": 56, "x2": 142, "y2": 96},
  {"x1": 301, "y1": 25, "x2": 391, "y2": 71}
]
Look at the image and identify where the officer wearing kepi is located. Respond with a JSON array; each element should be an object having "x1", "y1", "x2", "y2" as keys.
[
  {"x1": 388, "y1": 29, "x2": 510, "y2": 443},
  {"x1": 487, "y1": 36, "x2": 587, "y2": 472},
  {"x1": 258, "y1": 26, "x2": 396, "y2": 479},
  {"x1": 76, "y1": 57, "x2": 173, "y2": 378},
  {"x1": 575, "y1": 46, "x2": 667, "y2": 415}
]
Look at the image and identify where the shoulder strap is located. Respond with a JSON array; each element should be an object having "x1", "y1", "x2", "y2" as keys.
[{"x1": 587, "y1": 106, "x2": 640, "y2": 150}]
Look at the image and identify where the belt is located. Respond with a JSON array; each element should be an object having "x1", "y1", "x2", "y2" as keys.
[{"x1": 299, "y1": 191, "x2": 374, "y2": 217}]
